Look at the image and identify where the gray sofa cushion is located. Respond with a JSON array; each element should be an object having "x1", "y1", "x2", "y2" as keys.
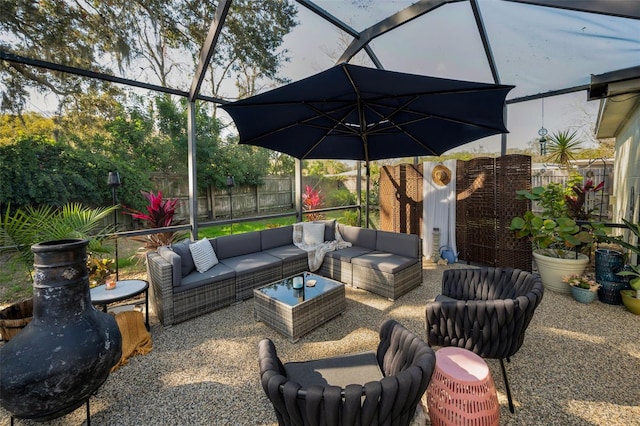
[
  {"x1": 171, "y1": 239, "x2": 195, "y2": 277},
  {"x1": 215, "y1": 232, "x2": 262, "y2": 260},
  {"x1": 324, "y1": 246, "x2": 372, "y2": 262},
  {"x1": 338, "y1": 224, "x2": 376, "y2": 250},
  {"x1": 351, "y1": 251, "x2": 417, "y2": 274},
  {"x1": 219, "y1": 252, "x2": 282, "y2": 274},
  {"x1": 176, "y1": 262, "x2": 236, "y2": 293},
  {"x1": 158, "y1": 246, "x2": 182, "y2": 287},
  {"x1": 263, "y1": 245, "x2": 307, "y2": 261},
  {"x1": 261, "y1": 226, "x2": 293, "y2": 250},
  {"x1": 376, "y1": 230, "x2": 419, "y2": 258}
]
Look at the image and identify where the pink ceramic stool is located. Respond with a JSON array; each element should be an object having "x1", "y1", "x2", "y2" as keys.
[{"x1": 427, "y1": 347, "x2": 500, "y2": 426}]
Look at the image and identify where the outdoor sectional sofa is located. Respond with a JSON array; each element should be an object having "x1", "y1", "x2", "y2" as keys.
[{"x1": 146, "y1": 221, "x2": 422, "y2": 326}]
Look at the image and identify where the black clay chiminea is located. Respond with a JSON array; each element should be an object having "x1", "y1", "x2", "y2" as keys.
[{"x1": 0, "y1": 239, "x2": 122, "y2": 421}]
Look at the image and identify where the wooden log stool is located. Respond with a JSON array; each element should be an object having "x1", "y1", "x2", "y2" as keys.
[{"x1": 426, "y1": 347, "x2": 500, "y2": 426}]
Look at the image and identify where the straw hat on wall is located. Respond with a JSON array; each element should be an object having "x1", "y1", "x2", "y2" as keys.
[{"x1": 432, "y1": 164, "x2": 451, "y2": 186}]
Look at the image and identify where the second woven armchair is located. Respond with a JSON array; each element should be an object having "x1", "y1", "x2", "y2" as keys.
[
  {"x1": 258, "y1": 319, "x2": 435, "y2": 426},
  {"x1": 425, "y1": 267, "x2": 544, "y2": 413}
]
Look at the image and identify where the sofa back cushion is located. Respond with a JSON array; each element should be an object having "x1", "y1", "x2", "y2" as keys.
[
  {"x1": 171, "y1": 239, "x2": 195, "y2": 277},
  {"x1": 215, "y1": 232, "x2": 262, "y2": 259},
  {"x1": 376, "y1": 231, "x2": 420, "y2": 259},
  {"x1": 261, "y1": 226, "x2": 293, "y2": 250},
  {"x1": 158, "y1": 246, "x2": 182, "y2": 287},
  {"x1": 338, "y1": 225, "x2": 376, "y2": 250}
]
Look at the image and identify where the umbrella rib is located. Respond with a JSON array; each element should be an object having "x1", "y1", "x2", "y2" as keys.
[
  {"x1": 364, "y1": 99, "x2": 507, "y2": 133},
  {"x1": 343, "y1": 65, "x2": 371, "y2": 165},
  {"x1": 237, "y1": 102, "x2": 359, "y2": 146},
  {"x1": 299, "y1": 103, "x2": 360, "y2": 159}
]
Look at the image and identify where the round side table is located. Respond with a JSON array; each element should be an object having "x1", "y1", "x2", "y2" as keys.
[
  {"x1": 90, "y1": 279, "x2": 149, "y2": 330},
  {"x1": 427, "y1": 347, "x2": 500, "y2": 426}
]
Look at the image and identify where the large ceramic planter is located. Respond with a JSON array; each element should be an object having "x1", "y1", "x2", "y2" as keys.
[
  {"x1": 533, "y1": 250, "x2": 589, "y2": 294},
  {"x1": 595, "y1": 249, "x2": 624, "y2": 282},
  {"x1": 620, "y1": 290, "x2": 640, "y2": 315}
]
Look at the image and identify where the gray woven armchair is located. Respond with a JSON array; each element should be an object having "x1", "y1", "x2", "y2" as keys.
[
  {"x1": 425, "y1": 267, "x2": 544, "y2": 413},
  {"x1": 258, "y1": 319, "x2": 435, "y2": 426}
]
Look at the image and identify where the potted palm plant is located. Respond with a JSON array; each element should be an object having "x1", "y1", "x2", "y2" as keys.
[{"x1": 510, "y1": 179, "x2": 605, "y2": 293}]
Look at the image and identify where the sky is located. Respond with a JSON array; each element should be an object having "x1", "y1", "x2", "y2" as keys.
[
  {"x1": 272, "y1": 1, "x2": 636, "y2": 153},
  {"x1": 18, "y1": 0, "x2": 638, "y2": 155}
]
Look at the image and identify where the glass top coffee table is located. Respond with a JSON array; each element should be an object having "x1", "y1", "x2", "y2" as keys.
[{"x1": 254, "y1": 272, "x2": 346, "y2": 342}]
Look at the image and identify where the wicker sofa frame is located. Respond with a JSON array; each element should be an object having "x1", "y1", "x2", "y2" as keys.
[{"x1": 147, "y1": 223, "x2": 423, "y2": 326}]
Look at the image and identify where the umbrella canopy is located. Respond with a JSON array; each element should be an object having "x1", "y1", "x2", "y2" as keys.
[
  {"x1": 221, "y1": 63, "x2": 514, "y2": 226},
  {"x1": 221, "y1": 63, "x2": 514, "y2": 163}
]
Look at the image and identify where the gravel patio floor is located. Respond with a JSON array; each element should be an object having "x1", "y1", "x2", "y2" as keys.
[{"x1": 2, "y1": 263, "x2": 639, "y2": 425}]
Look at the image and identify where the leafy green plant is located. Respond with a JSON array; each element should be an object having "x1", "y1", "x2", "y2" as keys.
[
  {"x1": 510, "y1": 212, "x2": 603, "y2": 258},
  {"x1": 325, "y1": 188, "x2": 356, "y2": 208},
  {"x1": 87, "y1": 256, "x2": 115, "y2": 288},
  {"x1": 510, "y1": 181, "x2": 605, "y2": 258},
  {"x1": 0, "y1": 203, "x2": 117, "y2": 275},
  {"x1": 517, "y1": 183, "x2": 567, "y2": 219},
  {"x1": 340, "y1": 210, "x2": 359, "y2": 227}
]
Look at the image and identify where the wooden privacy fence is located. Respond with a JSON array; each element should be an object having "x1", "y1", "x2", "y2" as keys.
[
  {"x1": 148, "y1": 174, "x2": 347, "y2": 224},
  {"x1": 150, "y1": 174, "x2": 295, "y2": 221},
  {"x1": 379, "y1": 155, "x2": 532, "y2": 271}
]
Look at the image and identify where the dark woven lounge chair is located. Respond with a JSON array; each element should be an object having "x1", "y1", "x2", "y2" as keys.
[
  {"x1": 258, "y1": 319, "x2": 435, "y2": 426},
  {"x1": 425, "y1": 267, "x2": 544, "y2": 413}
]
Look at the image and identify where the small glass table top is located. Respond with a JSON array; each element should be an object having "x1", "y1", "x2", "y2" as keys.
[
  {"x1": 256, "y1": 272, "x2": 341, "y2": 307},
  {"x1": 90, "y1": 279, "x2": 148, "y2": 304}
]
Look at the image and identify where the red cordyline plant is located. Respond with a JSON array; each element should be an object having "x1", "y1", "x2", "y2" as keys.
[
  {"x1": 302, "y1": 185, "x2": 325, "y2": 221},
  {"x1": 123, "y1": 191, "x2": 184, "y2": 257},
  {"x1": 565, "y1": 179, "x2": 604, "y2": 220}
]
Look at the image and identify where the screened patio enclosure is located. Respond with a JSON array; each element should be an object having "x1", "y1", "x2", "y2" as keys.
[{"x1": 2, "y1": 0, "x2": 639, "y2": 236}]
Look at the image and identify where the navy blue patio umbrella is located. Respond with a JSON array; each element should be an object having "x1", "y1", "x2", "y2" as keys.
[{"x1": 221, "y1": 63, "x2": 514, "y2": 224}]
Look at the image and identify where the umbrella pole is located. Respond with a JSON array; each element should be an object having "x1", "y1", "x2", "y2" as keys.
[{"x1": 365, "y1": 162, "x2": 370, "y2": 228}]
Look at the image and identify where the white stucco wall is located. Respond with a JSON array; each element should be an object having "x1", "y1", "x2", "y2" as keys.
[
  {"x1": 612, "y1": 104, "x2": 640, "y2": 225},
  {"x1": 611, "y1": 102, "x2": 640, "y2": 265}
]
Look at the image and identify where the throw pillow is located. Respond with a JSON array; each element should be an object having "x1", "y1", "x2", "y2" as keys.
[
  {"x1": 314, "y1": 219, "x2": 336, "y2": 241},
  {"x1": 189, "y1": 238, "x2": 219, "y2": 273},
  {"x1": 302, "y1": 222, "x2": 325, "y2": 245},
  {"x1": 172, "y1": 240, "x2": 196, "y2": 277}
]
